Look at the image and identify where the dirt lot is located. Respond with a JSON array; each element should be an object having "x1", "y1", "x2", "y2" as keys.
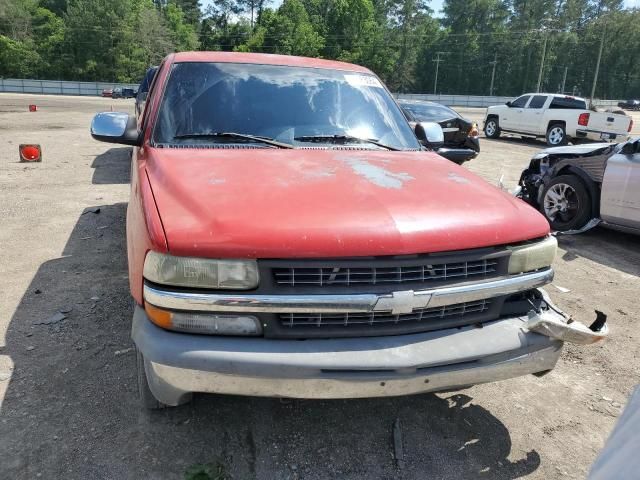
[{"x1": 0, "y1": 93, "x2": 638, "y2": 480}]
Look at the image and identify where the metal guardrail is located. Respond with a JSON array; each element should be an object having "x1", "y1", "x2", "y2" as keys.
[
  {"x1": 0, "y1": 78, "x2": 624, "y2": 107},
  {"x1": 0, "y1": 78, "x2": 138, "y2": 97},
  {"x1": 395, "y1": 93, "x2": 622, "y2": 108}
]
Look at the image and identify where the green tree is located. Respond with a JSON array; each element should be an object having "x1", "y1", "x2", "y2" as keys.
[
  {"x1": 165, "y1": 1, "x2": 199, "y2": 50},
  {"x1": 237, "y1": 0, "x2": 324, "y2": 56}
]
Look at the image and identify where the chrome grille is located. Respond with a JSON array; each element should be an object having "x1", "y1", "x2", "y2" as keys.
[
  {"x1": 279, "y1": 299, "x2": 491, "y2": 328},
  {"x1": 273, "y1": 259, "x2": 498, "y2": 287}
]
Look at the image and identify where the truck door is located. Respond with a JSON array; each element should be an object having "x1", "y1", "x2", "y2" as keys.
[
  {"x1": 600, "y1": 142, "x2": 640, "y2": 229},
  {"x1": 501, "y1": 95, "x2": 531, "y2": 131},
  {"x1": 522, "y1": 95, "x2": 548, "y2": 133}
]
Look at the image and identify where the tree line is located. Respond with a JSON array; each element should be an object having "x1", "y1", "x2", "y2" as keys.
[{"x1": 1, "y1": 0, "x2": 639, "y2": 98}]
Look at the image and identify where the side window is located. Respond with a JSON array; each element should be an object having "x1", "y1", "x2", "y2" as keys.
[
  {"x1": 528, "y1": 95, "x2": 547, "y2": 109},
  {"x1": 141, "y1": 63, "x2": 163, "y2": 131},
  {"x1": 511, "y1": 95, "x2": 531, "y2": 108},
  {"x1": 550, "y1": 97, "x2": 587, "y2": 109}
]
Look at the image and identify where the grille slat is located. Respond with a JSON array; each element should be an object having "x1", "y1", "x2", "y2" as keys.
[
  {"x1": 273, "y1": 260, "x2": 498, "y2": 287},
  {"x1": 279, "y1": 300, "x2": 491, "y2": 328}
]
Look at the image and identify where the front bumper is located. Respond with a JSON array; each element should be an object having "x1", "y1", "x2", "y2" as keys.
[{"x1": 132, "y1": 301, "x2": 565, "y2": 405}]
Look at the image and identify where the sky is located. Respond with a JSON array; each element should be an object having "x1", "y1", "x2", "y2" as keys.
[{"x1": 202, "y1": 0, "x2": 638, "y2": 17}]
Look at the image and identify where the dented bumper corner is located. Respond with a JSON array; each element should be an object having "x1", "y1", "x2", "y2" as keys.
[{"x1": 526, "y1": 293, "x2": 608, "y2": 345}]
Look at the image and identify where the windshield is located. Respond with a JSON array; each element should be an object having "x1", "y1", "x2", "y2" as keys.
[
  {"x1": 400, "y1": 102, "x2": 460, "y2": 122},
  {"x1": 153, "y1": 62, "x2": 420, "y2": 150}
]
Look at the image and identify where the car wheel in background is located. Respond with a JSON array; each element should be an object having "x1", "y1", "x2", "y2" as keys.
[
  {"x1": 484, "y1": 117, "x2": 501, "y2": 138},
  {"x1": 546, "y1": 124, "x2": 567, "y2": 146},
  {"x1": 540, "y1": 175, "x2": 592, "y2": 231}
]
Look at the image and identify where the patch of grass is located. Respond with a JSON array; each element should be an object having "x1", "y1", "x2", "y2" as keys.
[{"x1": 184, "y1": 462, "x2": 229, "y2": 480}]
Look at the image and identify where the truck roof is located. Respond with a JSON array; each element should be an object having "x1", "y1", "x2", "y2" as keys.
[
  {"x1": 170, "y1": 51, "x2": 372, "y2": 74},
  {"x1": 522, "y1": 93, "x2": 586, "y2": 102}
]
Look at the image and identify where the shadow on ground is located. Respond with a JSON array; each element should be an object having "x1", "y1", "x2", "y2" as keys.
[
  {"x1": 91, "y1": 147, "x2": 132, "y2": 184},
  {"x1": 1, "y1": 152, "x2": 540, "y2": 480},
  {"x1": 558, "y1": 227, "x2": 640, "y2": 277}
]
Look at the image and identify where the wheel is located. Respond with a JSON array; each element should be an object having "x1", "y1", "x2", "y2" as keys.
[
  {"x1": 484, "y1": 117, "x2": 501, "y2": 138},
  {"x1": 136, "y1": 348, "x2": 168, "y2": 409},
  {"x1": 546, "y1": 123, "x2": 567, "y2": 146},
  {"x1": 540, "y1": 175, "x2": 592, "y2": 231}
]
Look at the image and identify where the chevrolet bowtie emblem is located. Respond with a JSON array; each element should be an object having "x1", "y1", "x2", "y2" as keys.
[{"x1": 373, "y1": 290, "x2": 433, "y2": 315}]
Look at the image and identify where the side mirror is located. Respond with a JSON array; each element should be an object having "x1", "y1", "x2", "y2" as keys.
[
  {"x1": 91, "y1": 112, "x2": 140, "y2": 146},
  {"x1": 415, "y1": 122, "x2": 444, "y2": 149},
  {"x1": 506, "y1": 101, "x2": 512, "y2": 107}
]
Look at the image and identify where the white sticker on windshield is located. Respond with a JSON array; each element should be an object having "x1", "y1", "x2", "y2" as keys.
[{"x1": 344, "y1": 74, "x2": 383, "y2": 88}]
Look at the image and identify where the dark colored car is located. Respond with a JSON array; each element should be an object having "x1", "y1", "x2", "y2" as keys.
[
  {"x1": 136, "y1": 66, "x2": 158, "y2": 117},
  {"x1": 398, "y1": 99, "x2": 480, "y2": 164},
  {"x1": 618, "y1": 99, "x2": 640, "y2": 111},
  {"x1": 122, "y1": 88, "x2": 137, "y2": 99}
]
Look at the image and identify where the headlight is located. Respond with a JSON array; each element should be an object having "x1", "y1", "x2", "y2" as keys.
[
  {"x1": 143, "y1": 252, "x2": 259, "y2": 289},
  {"x1": 507, "y1": 236, "x2": 557, "y2": 274},
  {"x1": 145, "y1": 304, "x2": 262, "y2": 335}
]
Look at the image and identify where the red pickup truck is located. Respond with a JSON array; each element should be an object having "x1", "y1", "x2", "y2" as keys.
[{"x1": 90, "y1": 52, "x2": 606, "y2": 408}]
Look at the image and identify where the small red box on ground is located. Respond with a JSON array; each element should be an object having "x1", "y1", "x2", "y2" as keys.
[
  {"x1": 19, "y1": 144, "x2": 42, "y2": 162},
  {"x1": 29, "y1": 104, "x2": 37, "y2": 112}
]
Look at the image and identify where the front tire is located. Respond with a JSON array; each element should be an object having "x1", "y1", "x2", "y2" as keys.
[
  {"x1": 136, "y1": 348, "x2": 168, "y2": 409},
  {"x1": 484, "y1": 117, "x2": 501, "y2": 138},
  {"x1": 540, "y1": 175, "x2": 592, "y2": 231},
  {"x1": 546, "y1": 123, "x2": 567, "y2": 146}
]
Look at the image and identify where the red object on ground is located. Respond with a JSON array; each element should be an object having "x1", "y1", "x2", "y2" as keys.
[
  {"x1": 19, "y1": 144, "x2": 42, "y2": 162},
  {"x1": 29, "y1": 104, "x2": 37, "y2": 112}
]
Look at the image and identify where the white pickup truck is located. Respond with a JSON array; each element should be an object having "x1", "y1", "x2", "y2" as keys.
[{"x1": 484, "y1": 93, "x2": 632, "y2": 146}]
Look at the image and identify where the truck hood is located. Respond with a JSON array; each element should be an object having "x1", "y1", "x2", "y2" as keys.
[{"x1": 145, "y1": 148, "x2": 549, "y2": 258}]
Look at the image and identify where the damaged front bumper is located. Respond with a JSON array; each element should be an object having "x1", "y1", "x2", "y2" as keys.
[
  {"x1": 526, "y1": 291, "x2": 608, "y2": 344},
  {"x1": 132, "y1": 289, "x2": 606, "y2": 405}
]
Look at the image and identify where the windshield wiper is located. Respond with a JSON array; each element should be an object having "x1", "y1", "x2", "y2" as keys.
[
  {"x1": 173, "y1": 132, "x2": 294, "y2": 149},
  {"x1": 294, "y1": 134, "x2": 398, "y2": 151}
]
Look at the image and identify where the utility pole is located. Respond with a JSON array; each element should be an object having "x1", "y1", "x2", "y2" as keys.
[
  {"x1": 590, "y1": 22, "x2": 606, "y2": 106},
  {"x1": 536, "y1": 31, "x2": 548, "y2": 93},
  {"x1": 561, "y1": 66, "x2": 568, "y2": 93},
  {"x1": 433, "y1": 52, "x2": 445, "y2": 95},
  {"x1": 489, "y1": 53, "x2": 497, "y2": 96}
]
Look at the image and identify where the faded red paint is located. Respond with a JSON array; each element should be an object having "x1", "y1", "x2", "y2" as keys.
[
  {"x1": 144, "y1": 148, "x2": 549, "y2": 259},
  {"x1": 126, "y1": 53, "x2": 550, "y2": 303}
]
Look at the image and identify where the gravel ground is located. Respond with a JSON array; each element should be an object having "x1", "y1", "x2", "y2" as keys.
[{"x1": 0, "y1": 93, "x2": 638, "y2": 480}]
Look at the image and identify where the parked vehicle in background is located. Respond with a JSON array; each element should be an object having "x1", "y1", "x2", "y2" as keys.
[
  {"x1": 122, "y1": 88, "x2": 137, "y2": 99},
  {"x1": 618, "y1": 99, "x2": 640, "y2": 111},
  {"x1": 136, "y1": 66, "x2": 158, "y2": 117},
  {"x1": 484, "y1": 94, "x2": 633, "y2": 146},
  {"x1": 101, "y1": 88, "x2": 113, "y2": 98},
  {"x1": 399, "y1": 99, "x2": 480, "y2": 164},
  {"x1": 112, "y1": 87, "x2": 123, "y2": 99},
  {"x1": 518, "y1": 139, "x2": 640, "y2": 233},
  {"x1": 90, "y1": 52, "x2": 606, "y2": 409}
]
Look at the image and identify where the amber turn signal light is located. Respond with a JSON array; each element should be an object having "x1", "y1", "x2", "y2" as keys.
[
  {"x1": 19, "y1": 144, "x2": 42, "y2": 162},
  {"x1": 145, "y1": 303, "x2": 173, "y2": 329}
]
